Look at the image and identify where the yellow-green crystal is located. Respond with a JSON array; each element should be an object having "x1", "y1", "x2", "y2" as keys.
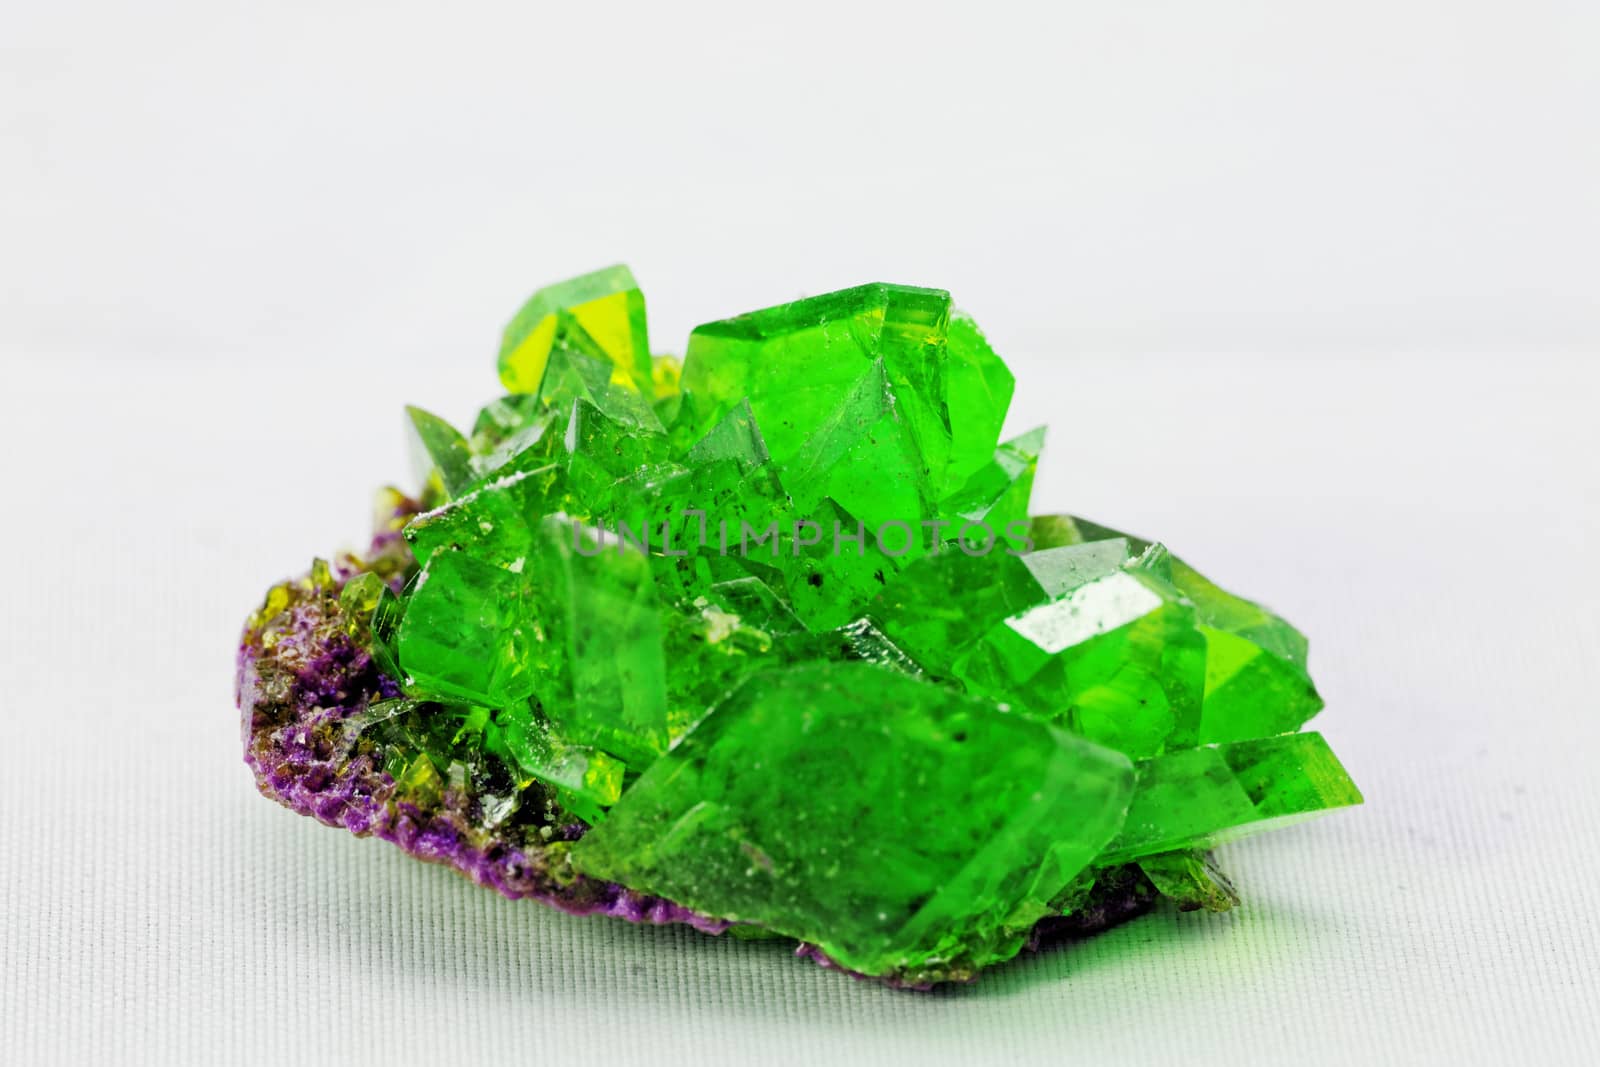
[{"x1": 498, "y1": 264, "x2": 652, "y2": 395}]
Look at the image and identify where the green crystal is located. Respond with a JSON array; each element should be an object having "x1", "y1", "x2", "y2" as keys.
[
  {"x1": 406, "y1": 405, "x2": 475, "y2": 499},
  {"x1": 395, "y1": 549, "x2": 535, "y2": 708},
  {"x1": 683, "y1": 398, "x2": 769, "y2": 472},
  {"x1": 339, "y1": 570, "x2": 405, "y2": 679},
  {"x1": 1098, "y1": 732, "x2": 1362, "y2": 863},
  {"x1": 404, "y1": 465, "x2": 560, "y2": 569},
  {"x1": 1028, "y1": 513, "x2": 1324, "y2": 743},
  {"x1": 339, "y1": 268, "x2": 1361, "y2": 982},
  {"x1": 523, "y1": 517, "x2": 669, "y2": 767},
  {"x1": 467, "y1": 394, "x2": 556, "y2": 479},
  {"x1": 680, "y1": 284, "x2": 1008, "y2": 544},
  {"x1": 536, "y1": 341, "x2": 663, "y2": 431},
  {"x1": 870, "y1": 539, "x2": 1133, "y2": 678},
  {"x1": 339, "y1": 571, "x2": 386, "y2": 628},
  {"x1": 563, "y1": 399, "x2": 672, "y2": 516},
  {"x1": 570, "y1": 662, "x2": 1135, "y2": 979},
  {"x1": 953, "y1": 545, "x2": 1207, "y2": 758},
  {"x1": 939, "y1": 426, "x2": 1042, "y2": 547},
  {"x1": 470, "y1": 393, "x2": 544, "y2": 449},
  {"x1": 870, "y1": 539, "x2": 1206, "y2": 759},
  {"x1": 659, "y1": 597, "x2": 776, "y2": 739},
  {"x1": 1137, "y1": 851, "x2": 1239, "y2": 912},
  {"x1": 940, "y1": 313, "x2": 1015, "y2": 496},
  {"x1": 368, "y1": 585, "x2": 404, "y2": 679},
  {"x1": 498, "y1": 704, "x2": 626, "y2": 824},
  {"x1": 395, "y1": 751, "x2": 446, "y2": 808}
]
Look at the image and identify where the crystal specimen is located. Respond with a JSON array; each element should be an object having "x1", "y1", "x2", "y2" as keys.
[{"x1": 237, "y1": 268, "x2": 1361, "y2": 987}]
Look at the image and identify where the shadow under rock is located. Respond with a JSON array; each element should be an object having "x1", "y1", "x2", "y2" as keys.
[
  {"x1": 245, "y1": 801, "x2": 855, "y2": 1012},
  {"x1": 938, "y1": 909, "x2": 1169, "y2": 999},
  {"x1": 244, "y1": 797, "x2": 1343, "y2": 1018}
]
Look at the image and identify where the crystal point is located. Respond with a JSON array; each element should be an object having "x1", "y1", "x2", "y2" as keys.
[{"x1": 499, "y1": 264, "x2": 651, "y2": 394}]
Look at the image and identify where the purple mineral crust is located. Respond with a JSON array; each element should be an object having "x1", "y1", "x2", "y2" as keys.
[
  {"x1": 236, "y1": 504, "x2": 730, "y2": 936},
  {"x1": 235, "y1": 492, "x2": 1158, "y2": 985}
]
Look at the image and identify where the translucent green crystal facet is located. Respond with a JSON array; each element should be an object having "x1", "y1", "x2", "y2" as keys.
[
  {"x1": 406, "y1": 405, "x2": 475, "y2": 499},
  {"x1": 1137, "y1": 850, "x2": 1240, "y2": 912},
  {"x1": 1027, "y1": 513, "x2": 1325, "y2": 745},
  {"x1": 396, "y1": 550, "x2": 535, "y2": 708},
  {"x1": 679, "y1": 283, "x2": 1013, "y2": 552},
  {"x1": 940, "y1": 313, "x2": 1015, "y2": 497},
  {"x1": 404, "y1": 466, "x2": 557, "y2": 569},
  {"x1": 523, "y1": 517, "x2": 669, "y2": 768},
  {"x1": 570, "y1": 662, "x2": 1136, "y2": 978},
  {"x1": 498, "y1": 705, "x2": 626, "y2": 824},
  {"x1": 1097, "y1": 732, "x2": 1362, "y2": 863},
  {"x1": 355, "y1": 268, "x2": 1360, "y2": 981},
  {"x1": 957, "y1": 554, "x2": 1208, "y2": 759}
]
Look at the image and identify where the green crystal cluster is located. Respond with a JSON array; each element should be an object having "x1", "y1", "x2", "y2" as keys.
[{"x1": 359, "y1": 265, "x2": 1360, "y2": 981}]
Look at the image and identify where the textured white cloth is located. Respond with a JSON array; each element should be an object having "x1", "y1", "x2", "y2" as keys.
[
  {"x1": 5, "y1": 2, "x2": 1600, "y2": 1061},
  {"x1": 2, "y1": 352, "x2": 1596, "y2": 1066}
]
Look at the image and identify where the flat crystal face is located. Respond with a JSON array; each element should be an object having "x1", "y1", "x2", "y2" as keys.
[
  {"x1": 241, "y1": 267, "x2": 1361, "y2": 983},
  {"x1": 569, "y1": 662, "x2": 1137, "y2": 978}
]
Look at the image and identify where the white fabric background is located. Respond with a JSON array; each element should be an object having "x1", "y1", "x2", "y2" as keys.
[{"x1": 4, "y1": 3, "x2": 1599, "y2": 1064}]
